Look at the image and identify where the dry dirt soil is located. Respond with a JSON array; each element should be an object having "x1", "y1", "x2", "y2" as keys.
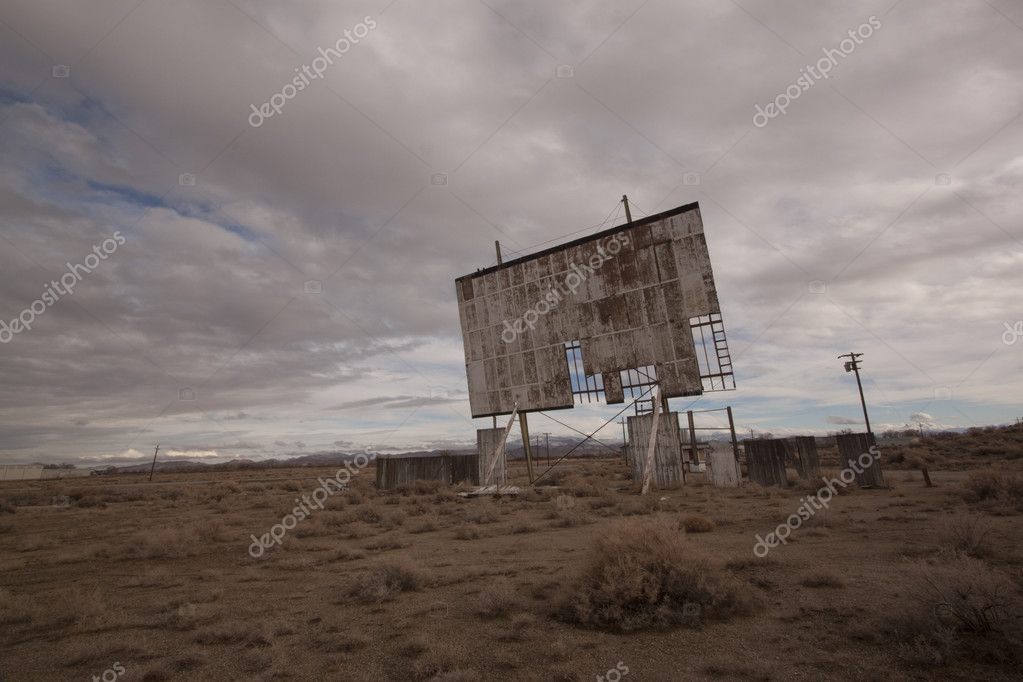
[{"x1": 1, "y1": 452, "x2": 1022, "y2": 681}]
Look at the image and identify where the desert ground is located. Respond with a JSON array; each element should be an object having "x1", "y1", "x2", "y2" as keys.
[{"x1": 2, "y1": 427, "x2": 1022, "y2": 681}]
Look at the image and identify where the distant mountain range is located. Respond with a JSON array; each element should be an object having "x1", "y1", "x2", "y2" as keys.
[
  {"x1": 81, "y1": 437, "x2": 624, "y2": 474},
  {"x1": 23, "y1": 425, "x2": 990, "y2": 473}
]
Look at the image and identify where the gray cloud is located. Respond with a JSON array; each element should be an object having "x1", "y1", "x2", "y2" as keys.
[{"x1": 0, "y1": 0, "x2": 1021, "y2": 463}]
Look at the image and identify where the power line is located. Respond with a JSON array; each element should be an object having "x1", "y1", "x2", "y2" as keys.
[
  {"x1": 500, "y1": 199, "x2": 623, "y2": 259},
  {"x1": 532, "y1": 383, "x2": 656, "y2": 486}
]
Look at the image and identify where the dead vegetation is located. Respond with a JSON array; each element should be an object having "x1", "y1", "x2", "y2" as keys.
[
  {"x1": 681, "y1": 514, "x2": 716, "y2": 533},
  {"x1": 346, "y1": 560, "x2": 429, "y2": 603},
  {"x1": 885, "y1": 556, "x2": 1023, "y2": 667},
  {"x1": 1, "y1": 454, "x2": 1021, "y2": 680},
  {"x1": 556, "y1": 518, "x2": 757, "y2": 632},
  {"x1": 960, "y1": 470, "x2": 1023, "y2": 510}
]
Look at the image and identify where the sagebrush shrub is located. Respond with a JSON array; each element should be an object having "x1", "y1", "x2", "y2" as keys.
[{"x1": 557, "y1": 519, "x2": 756, "y2": 632}]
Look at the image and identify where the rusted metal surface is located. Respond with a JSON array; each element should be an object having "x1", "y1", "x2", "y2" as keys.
[
  {"x1": 836, "y1": 433, "x2": 885, "y2": 488},
  {"x1": 744, "y1": 439, "x2": 789, "y2": 487},
  {"x1": 625, "y1": 411, "x2": 684, "y2": 489},
  {"x1": 374, "y1": 453, "x2": 479, "y2": 490},
  {"x1": 455, "y1": 202, "x2": 733, "y2": 418}
]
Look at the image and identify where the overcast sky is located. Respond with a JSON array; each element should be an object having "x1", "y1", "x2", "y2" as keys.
[{"x1": 1, "y1": 0, "x2": 1021, "y2": 465}]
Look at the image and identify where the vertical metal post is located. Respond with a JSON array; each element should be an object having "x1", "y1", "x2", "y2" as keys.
[
  {"x1": 545, "y1": 432, "x2": 550, "y2": 467},
  {"x1": 520, "y1": 411, "x2": 535, "y2": 484},
  {"x1": 622, "y1": 195, "x2": 633, "y2": 224},
  {"x1": 495, "y1": 240, "x2": 503, "y2": 265}
]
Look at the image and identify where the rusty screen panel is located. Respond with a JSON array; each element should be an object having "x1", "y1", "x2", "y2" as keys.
[{"x1": 455, "y1": 202, "x2": 733, "y2": 418}]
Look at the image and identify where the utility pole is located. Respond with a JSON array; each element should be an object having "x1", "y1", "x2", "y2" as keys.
[
  {"x1": 838, "y1": 352, "x2": 873, "y2": 439},
  {"x1": 148, "y1": 444, "x2": 160, "y2": 482},
  {"x1": 495, "y1": 240, "x2": 502, "y2": 265},
  {"x1": 621, "y1": 195, "x2": 633, "y2": 224}
]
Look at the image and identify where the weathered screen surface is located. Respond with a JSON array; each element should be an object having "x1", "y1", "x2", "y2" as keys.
[{"x1": 455, "y1": 202, "x2": 732, "y2": 418}]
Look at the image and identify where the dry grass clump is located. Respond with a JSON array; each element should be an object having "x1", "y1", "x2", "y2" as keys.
[
  {"x1": 961, "y1": 470, "x2": 1023, "y2": 508},
  {"x1": 362, "y1": 538, "x2": 407, "y2": 551},
  {"x1": 71, "y1": 493, "x2": 107, "y2": 508},
  {"x1": 475, "y1": 578, "x2": 518, "y2": 619},
  {"x1": 409, "y1": 516, "x2": 440, "y2": 533},
  {"x1": 682, "y1": 514, "x2": 716, "y2": 533},
  {"x1": 403, "y1": 502, "x2": 430, "y2": 517},
  {"x1": 616, "y1": 496, "x2": 660, "y2": 516},
  {"x1": 941, "y1": 514, "x2": 992, "y2": 557},
  {"x1": 464, "y1": 507, "x2": 499, "y2": 524},
  {"x1": 556, "y1": 518, "x2": 757, "y2": 632},
  {"x1": 194, "y1": 622, "x2": 271, "y2": 647},
  {"x1": 93, "y1": 528, "x2": 199, "y2": 560},
  {"x1": 549, "y1": 510, "x2": 592, "y2": 528},
  {"x1": 885, "y1": 556, "x2": 1023, "y2": 667},
  {"x1": 347, "y1": 560, "x2": 428, "y2": 603},
  {"x1": 192, "y1": 518, "x2": 228, "y2": 543},
  {"x1": 353, "y1": 507, "x2": 382, "y2": 524},
  {"x1": 454, "y1": 525, "x2": 481, "y2": 540},
  {"x1": 407, "y1": 642, "x2": 463, "y2": 681},
  {"x1": 378, "y1": 511, "x2": 405, "y2": 530},
  {"x1": 0, "y1": 499, "x2": 16, "y2": 514},
  {"x1": 567, "y1": 482, "x2": 600, "y2": 498},
  {"x1": 293, "y1": 517, "x2": 331, "y2": 538}
]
